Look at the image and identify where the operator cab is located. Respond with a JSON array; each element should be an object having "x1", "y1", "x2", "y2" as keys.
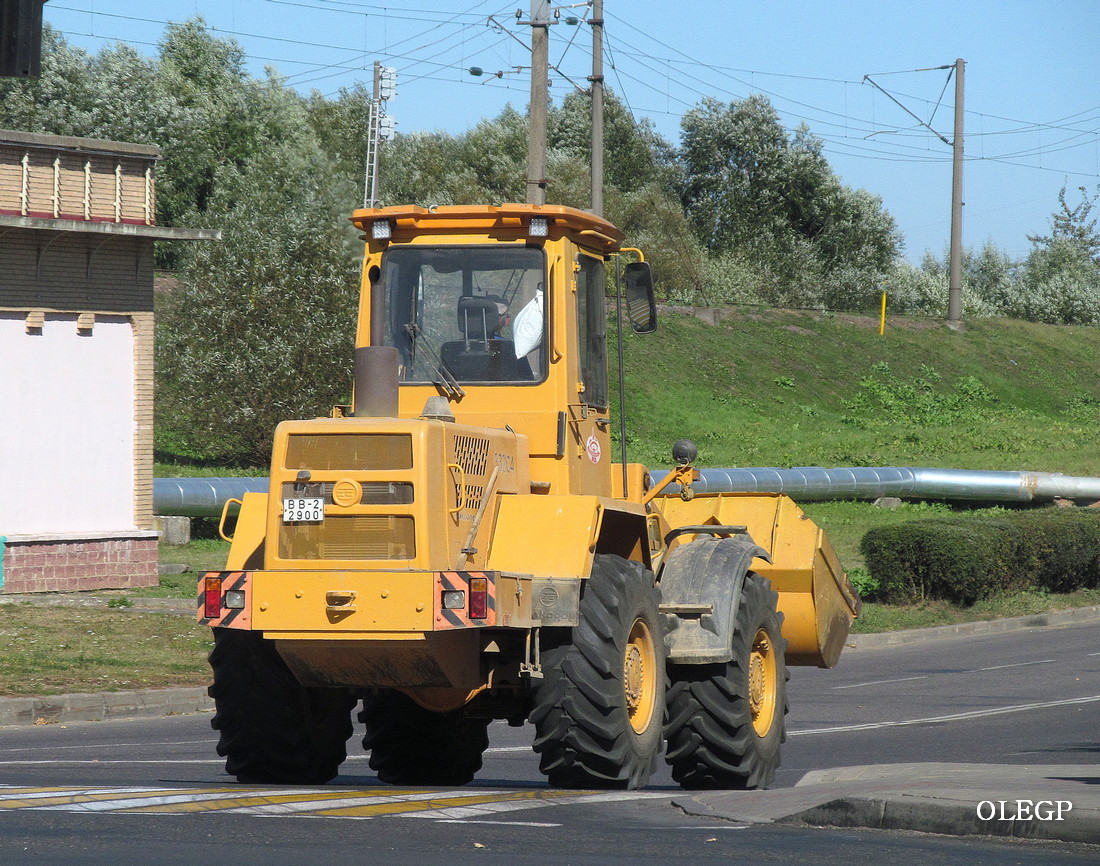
[{"x1": 380, "y1": 245, "x2": 547, "y2": 385}]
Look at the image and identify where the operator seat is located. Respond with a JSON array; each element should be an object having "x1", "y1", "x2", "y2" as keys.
[{"x1": 441, "y1": 295, "x2": 522, "y2": 381}]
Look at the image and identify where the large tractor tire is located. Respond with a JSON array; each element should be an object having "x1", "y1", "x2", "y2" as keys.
[
  {"x1": 664, "y1": 572, "x2": 789, "y2": 790},
  {"x1": 360, "y1": 689, "x2": 490, "y2": 786},
  {"x1": 531, "y1": 554, "x2": 665, "y2": 790},
  {"x1": 208, "y1": 628, "x2": 356, "y2": 784}
]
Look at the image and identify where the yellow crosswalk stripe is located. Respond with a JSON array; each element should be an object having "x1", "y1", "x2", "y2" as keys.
[
  {"x1": 0, "y1": 784, "x2": 662, "y2": 820},
  {"x1": 131, "y1": 788, "x2": 396, "y2": 814},
  {"x1": 313, "y1": 790, "x2": 566, "y2": 818}
]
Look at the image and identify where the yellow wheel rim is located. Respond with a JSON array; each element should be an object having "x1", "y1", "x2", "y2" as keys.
[
  {"x1": 624, "y1": 618, "x2": 658, "y2": 734},
  {"x1": 749, "y1": 627, "x2": 778, "y2": 737}
]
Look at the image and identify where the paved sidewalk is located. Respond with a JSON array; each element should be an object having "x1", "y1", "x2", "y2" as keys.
[{"x1": 677, "y1": 762, "x2": 1100, "y2": 846}]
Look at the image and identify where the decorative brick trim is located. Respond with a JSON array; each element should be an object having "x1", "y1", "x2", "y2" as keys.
[
  {"x1": 131, "y1": 311, "x2": 155, "y2": 531},
  {"x1": 0, "y1": 535, "x2": 158, "y2": 594}
]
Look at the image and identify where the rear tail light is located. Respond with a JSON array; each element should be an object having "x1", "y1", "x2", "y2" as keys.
[
  {"x1": 203, "y1": 575, "x2": 222, "y2": 619},
  {"x1": 469, "y1": 576, "x2": 488, "y2": 619}
]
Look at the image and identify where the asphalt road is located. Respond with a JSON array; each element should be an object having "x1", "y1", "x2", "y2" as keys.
[{"x1": 0, "y1": 620, "x2": 1096, "y2": 865}]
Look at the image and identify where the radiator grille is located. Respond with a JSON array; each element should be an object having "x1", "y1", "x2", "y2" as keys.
[
  {"x1": 279, "y1": 515, "x2": 415, "y2": 561},
  {"x1": 454, "y1": 435, "x2": 490, "y2": 476},
  {"x1": 284, "y1": 434, "x2": 412, "y2": 471},
  {"x1": 453, "y1": 435, "x2": 491, "y2": 511}
]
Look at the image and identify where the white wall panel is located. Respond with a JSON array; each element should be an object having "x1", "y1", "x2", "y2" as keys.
[{"x1": 0, "y1": 312, "x2": 135, "y2": 533}]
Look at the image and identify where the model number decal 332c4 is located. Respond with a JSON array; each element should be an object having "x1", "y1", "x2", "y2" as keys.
[{"x1": 283, "y1": 497, "x2": 324, "y2": 523}]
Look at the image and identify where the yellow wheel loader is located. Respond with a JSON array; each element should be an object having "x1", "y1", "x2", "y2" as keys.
[{"x1": 199, "y1": 203, "x2": 860, "y2": 790}]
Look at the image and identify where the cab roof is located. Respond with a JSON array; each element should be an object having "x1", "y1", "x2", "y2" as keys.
[{"x1": 349, "y1": 203, "x2": 624, "y2": 255}]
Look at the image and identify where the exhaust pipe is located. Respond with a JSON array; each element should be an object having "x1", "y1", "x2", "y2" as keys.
[{"x1": 352, "y1": 345, "x2": 400, "y2": 417}]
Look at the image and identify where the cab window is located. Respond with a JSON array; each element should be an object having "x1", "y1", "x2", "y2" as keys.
[
  {"x1": 380, "y1": 245, "x2": 547, "y2": 384},
  {"x1": 575, "y1": 253, "x2": 608, "y2": 409}
]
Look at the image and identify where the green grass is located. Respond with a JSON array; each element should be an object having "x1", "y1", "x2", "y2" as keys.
[
  {"x1": 613, "y1": 309, "x2": 1100, "y2": 628},
  {"x1": 615, "y1": 311, "x2": 1100, "y2": 474},
  {"x1": 852, "y1": 588, "x2": 1100, "y2": 634},
  {"x1": 0, "y1": 606, "x2": 212, "y2": 697}
]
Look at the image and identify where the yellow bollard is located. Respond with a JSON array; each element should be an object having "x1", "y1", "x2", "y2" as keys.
[{"x1": 879, "y1": 290, "x2": 887, "y2": 335}]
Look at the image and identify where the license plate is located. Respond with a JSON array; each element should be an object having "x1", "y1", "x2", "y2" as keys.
[{"x1": 283, "y1": 497, "x2": 324, "y2": 523}]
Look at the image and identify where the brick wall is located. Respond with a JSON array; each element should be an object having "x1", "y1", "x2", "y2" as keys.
[
  {"x1": 0, "y1": 228, "x2": 154, "y2": 313},
  {"x1": 1, "y1": 535, "x2": 158, "y2": 594}
]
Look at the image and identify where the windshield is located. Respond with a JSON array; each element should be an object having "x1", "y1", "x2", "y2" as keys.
[{"x1": 380, "y1": 245, "x2": 547, "y2": 385}]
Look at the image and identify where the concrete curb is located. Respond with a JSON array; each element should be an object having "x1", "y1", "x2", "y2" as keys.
[
  {"x1": 0, "y1": 687, "x2": 213, "y2": 728},
  {"x1": 848, "y1": 604, "x2": 1100, "y2": 649},
  {"x1": 677, "y1": 763, "x2": 1100, "y2": 847}
]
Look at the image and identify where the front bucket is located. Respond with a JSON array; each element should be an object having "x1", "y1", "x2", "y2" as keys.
[{"x1": 656, "y1": 492, "x2": 861, "y2": 668}]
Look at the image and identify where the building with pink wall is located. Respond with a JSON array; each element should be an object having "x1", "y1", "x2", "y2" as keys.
[{"x1": 0, "y1": 129, "x2": 217, "y2": 593}]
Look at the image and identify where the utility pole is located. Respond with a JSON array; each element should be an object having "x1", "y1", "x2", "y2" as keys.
[
  {"x1": 364, "y1": 61, "x2": 397, "y2": 208},
  {"x1": 947, "y1": 58, "x2": 965, "y2": 328},
  {"x1": 589, "y1": 0, "x2": 604, "y2": 217},
  {"x1": 525, "y1": 1, "x2": 550, "y2": 205}
]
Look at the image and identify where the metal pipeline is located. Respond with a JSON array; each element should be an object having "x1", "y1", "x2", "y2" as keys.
[
  {"x1": 155, "y1": 466, "x2": 1100, "y2": 518},
  {"x1": 153, "y1": 477, "x2": 269, "y2": 518},
  {"x1": 649, "y1": 466, "x2": 1100, "y2": 504}
]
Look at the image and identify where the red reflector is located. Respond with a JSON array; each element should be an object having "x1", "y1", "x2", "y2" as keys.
[
  {"x1": 469, "y1": 576, "x2": 488, "y2": 619},
  {"x1": 204, "y1": 575, "x2": 223, "y2": 619}
]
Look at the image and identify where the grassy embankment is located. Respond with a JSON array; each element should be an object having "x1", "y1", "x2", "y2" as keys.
[
  {"x1": 617, "y1": 308, "x2": 1100, "y2": 631},
  {"x1": 6, "y1": 309, "x2": 1100, "y2": 696}
]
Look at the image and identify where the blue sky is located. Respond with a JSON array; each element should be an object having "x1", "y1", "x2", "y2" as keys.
[{"x1": 41, "y1": 1, "x2": 1100, "y2": 263}]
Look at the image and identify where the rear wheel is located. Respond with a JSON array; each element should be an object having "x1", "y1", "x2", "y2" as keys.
[
  {"x1": 531, "y1": 554, "x2": 665, "y2": 789},
  {"x1": 208, "y1": 628, "x2": 356, "y2": 784},
  {"x1": 360, "y1": 689, "x2": 490, "y2": 786},
  {"x1": 664, "y1": 572, "x2": 788, "y2": 789}
]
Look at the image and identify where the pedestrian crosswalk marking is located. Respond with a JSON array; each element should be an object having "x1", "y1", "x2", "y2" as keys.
[{"x1": 0, "y1": 784, "x2": 666, "y2": 820}]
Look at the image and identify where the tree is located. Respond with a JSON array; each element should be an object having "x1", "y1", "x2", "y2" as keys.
[
  {"x1": 678, "y1": 94, "x2": 899, "y2": 308},
  {"x1": 548, "y1": 88, "x2": 675, "y2": 195},
  {"x1": 0, "y1": 26, "x2": 97, "y2": 134},
  {"x1": 156, "y1": 140, "x2": 361, "y2": 465},
  {"x1": 1027, "y1": 184, "x2": 1100, "y2": 264},
  {"x1": 1006, "y1": 185, "x2": 1100, "y2": 324}
]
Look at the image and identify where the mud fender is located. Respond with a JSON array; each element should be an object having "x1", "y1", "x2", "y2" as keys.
[{"x1": 657, "y1": 535, "x2": 771, "y2": 664}]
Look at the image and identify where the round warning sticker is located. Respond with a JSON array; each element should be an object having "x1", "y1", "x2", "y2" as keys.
[{"x1": 585, "y1": 434, "x2": 602, "y2": 464}]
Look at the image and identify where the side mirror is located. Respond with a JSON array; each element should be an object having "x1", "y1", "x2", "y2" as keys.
[{"x1": 622, "y1": 261, "x2": 657, "y2": 334}]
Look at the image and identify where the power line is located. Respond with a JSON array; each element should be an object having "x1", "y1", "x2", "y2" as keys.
[{"x1": 45, "y1": 2, "x2": 1100, "y2": 183}]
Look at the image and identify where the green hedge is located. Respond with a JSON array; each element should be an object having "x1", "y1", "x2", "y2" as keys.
[{"x1": 859, "y1": 508, "x2": 1100, "y2": 605}]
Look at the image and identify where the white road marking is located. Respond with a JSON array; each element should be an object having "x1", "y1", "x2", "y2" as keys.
[
  {"x1": 832, "y1": 675, "x2": 927, "y2": 690},
  {"x1": 434, "y1": 819, "x2": 562, "y2": 827},
  {"x1": 34, "y1": 789, "x2": 307, "y2": 812},
  {"x1": 221, "y1": 789, "x2": 477, "y2": 816},
  {"x1": 0, "y1": 786, "x2": 178, "y2": 800},
  {"x1": 396, "y1": 791, "x2": 668, "y2": 821},
  {"x1": 975, "y1": 659, "x2": 1055, "y2": 672},
  {"x1": 0, "y1": 760, "x2": 226, "y2": 766},
  {"x1": 790, "y1": 693, "x2": 1100, "y2": 736},
  {"x1": 1, "y1": 740, "x2": 213, "y2": 754}
]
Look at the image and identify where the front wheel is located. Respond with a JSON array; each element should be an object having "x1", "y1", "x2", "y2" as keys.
[
  {"x1": 530, "y1": 554, "x2": 666, "y2": 789},
  {"x1": 664, "y1": 572, "x2": 789, "y2": 789}
]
